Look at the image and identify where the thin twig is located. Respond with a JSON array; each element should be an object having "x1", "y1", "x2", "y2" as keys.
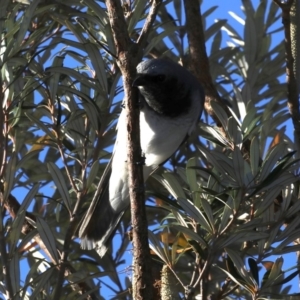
[
  {"x1": 193, "y1": 259, "x2": 208, "y2": 289},
  {"x1": 52, "y1": 138, "x2": 92, "y2": 298},
  {"x1": 75, "y1": 17, "x2": 118, "y2": 59},
  {"x1": 0, "y1": 76, "x2": 14, "y2": 298},
  {"x1": 105, "y1": 0, "x2": 156, "y2": 298},
  {"x1": 188, "y1": 253, "x2": 200, "y2": 287},
  {"x1": 182, "y1": 1, "x2": 222, "y2": 296},
  {"x1": 52, "y1": 192, "x2": 85, "y2": 299},
  {"x1": 3, "y1": 191, "x2": 97, "y2": 299},
  {"x1": 137, "y1": 0, "x2": 162, "y2": 48},
  {"x1": 57, "y1": 132, "x2": 79, "y2": 200},
  {"x1": 168, "y1": 263, "x2": 186, "y2": 289},
  {"x1": 0, "y1": 194, "x2": 14, "y2": 299},
  {"x1": 183, "y1": 0, "x2": 229, "y2": 125}
]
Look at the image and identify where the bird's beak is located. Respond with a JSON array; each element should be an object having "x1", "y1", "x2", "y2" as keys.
[{"x1": 132, "y1": 74, "x2": 147, "y2": 87}]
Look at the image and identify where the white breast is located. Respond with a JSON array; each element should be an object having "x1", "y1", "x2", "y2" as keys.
[
  {"x1": 109, "y1": 88, "x2": 201, "y2": 212},
  {"x1": 140, "y1": 89, "x2": 201, "y2": 166}
]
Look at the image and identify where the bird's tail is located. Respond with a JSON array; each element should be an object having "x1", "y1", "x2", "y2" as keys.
[{"x1": 79, "y1": 185, "x2": 125, "y2": 257}]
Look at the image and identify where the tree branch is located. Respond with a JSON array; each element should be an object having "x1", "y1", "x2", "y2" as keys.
[
  {"x1": 53, "y1": 189, "x2": 89, "y2": 299},
  {"x1": 183, "y1": 0, "x2": 229, "y2": 127},
  {"x1": 105, "y1": 1, "x2": 154, "y2": 299},
  {"x1": 2, "y1": 191, "x2": 97, "y2": 299},
  {"x1": 0, "y1": 194, "x2": 14, "y2": 300},
  {"x1": 137, "y1": 0, "x2": 162, "y2": 49},
  {"x1": 273, "y1": 0, "x2": 300, "y2": 151}
]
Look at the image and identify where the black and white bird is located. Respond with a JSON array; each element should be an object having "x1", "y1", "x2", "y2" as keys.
[{"x1": 79, "y1": 58, "x2": 204, "y2": 256}]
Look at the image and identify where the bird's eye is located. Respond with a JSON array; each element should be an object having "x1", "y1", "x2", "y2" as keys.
[{"x1": 153, "y1": 74, "x2": 166, "y2": 83}]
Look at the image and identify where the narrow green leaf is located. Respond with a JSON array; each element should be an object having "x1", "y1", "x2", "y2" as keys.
[
  {"x1": 273, "y1": 269, "x2": 300, "y2": 287},
  {"x1": 30, "y1": 268, "x2": 55, "y2": 300},
  {"x1": 266, "y1": 1, "x2": 280, "y2": 30},
  {"x1": 0, "y1": 0, "x2": 10, "y2": 36},
  {"x1": 200, "y1": 198, "x2": 215, "y2": 233},
  {"x1": 202, "y1": 6, "x2": 218, "y2": 19},
  {"x1": 162, "y1": 172, "x2": 186, "y2": 199},
  {"x1": 281, "y1": 183, "x2": 294, "y2": 212},
  {"x1": 36, "y1": 217, "x2": 59, "y2": 263},
  {"x1": 241, "y1": 106, "x2": 259, "y2": 133},
  {"x1": 46, "y1": 67, "x2": 99, "y2": 91},
  {"x1": 262, "y1": 256, "x2": 283, "y2": 287},
  {"x1": 8, "y1": 210, "x2": 26, "y2": 255},
  {"x1": 219, "y1": 196, "x2": 233, "y2": 233},
  {"x1": 186, "y1": 158, "x2": 199, "y2": 206},
  {"x1": 16, "y1": 150, "x2": 43, "y2": 171},
  {"x1": 25, "y1": 112, "x2": 57, "y2": 140},
  {"x1": 215, "y1": 265, "x2": 253, "y2": 294},
  {"x1": 84, "y1": 0, "x2": 109, "y2": 26},
  {"x1": 259, "y1": 143, "x2": 286, "y2": 181},
  {"x1": 225, "y1": 231, "x2": 269, "y2": 248},
  {"x1": 86, "y1": 161, "x2": 100, "y2": 190},
  {"x1": 276, "y1": 229, "x2": 300, "y2": 251},
  {"x1": 232, "y1": 147, "x2": 244, "y2": 186},
  {"x1": 170, "y1": 224, "x2": 207, "y2": 247},
  {"x1": 286, "y1": 196, "x2": 300, "y2": 218},
  {"x1": 254, "y1": 185, "x2": 282, "y2": 217},
  {"x1": 173, "y1": 0, "x2": 182, "y2": 25},
  {"x1": 222, "y1": 22, "x2": 243, "y2": 45},
  {"x1": 226, "y1": 248, "x2": 256, "y2": 288},
  {"x1": 47, "y1": 162, "x2": 71, "y2": 212},
  {"x1": 228, "y1": 117, "x2": 242, "y2": 147},
  {"x1": 277, "y1": 215, "x2": 300, "y2": 242},
  {"x1": 242, "y1": 0, "x2": 255, "y2": 15},
  {"x1": 210, "y1": 100, "x2": 228, "y2": 130},
  {"x1": 171, "y1": 209, "x2": 188, "y2": 227},
  {"x1": 198, "y1": 148, "x2": 227, "y2": 178},
  {"x1": 84, "y1": 43, "x2": 108, "y2": 93},
  {"x1": 11, "y1": 0, "x2": 41, "y2": 55},
  {"x1": 205, "y1": 19, "x2": 227, "y2": 41},
  {"x1": 82, "y1": 101, "x2": 101, "y2": 132},
  {"x1": 128, "y1": 0, "x2": 147, "y2": 33},
  {"x1": 3, "y1": 152, "x2": 17, "y2": 201},
  {"x1": 9, "y1": 184, "x2": 39, "y2": 255},
  {"x1": 144, "y1": 29, "x2": 178, "y2": 56},
  {"x1": 176, "y1": 198, "x2": 212, "y2": 234},
  {"x1": 273, "y1": 245, "x2": 300, "y2": 256},
  {"x1": 226, "y1": 255, "x2": 245, "y2": 283},
  {"x1": 228, "y1": 11, "x2": 245, "y2": 25},
  {"x1": 104, "y1": 23, "x2": 116, "y2": 57},
  {"x1": 244, "y1": 15, "x2": 257, "y2": 65},
  {"x1": 158, "y1": 7, "x2": 181, "y2": 54},
  {"x1": 199, "y1": 124, "x2": 230, "y2": 147},
  {"x1": 9, "y1": 253, "x2": 20, "y2": 297},
  {"x1": 250, "y1": 136, "x2": 260, "y2": 176},
  {"x1": 227, "y1": 105, "x2": 242, "y2": 127},
  {"x1": 254, "y1": 0, "x2": 266, "y2": 38},
  {"x1": 248, "y1": 258, "x2": 259, "y2": 285},
  {"x1": 148, "y1": 230, "x2": 170, "y2": 265},
  {"x1": 211, "y1": 30, "x2": 222, "y2": 55},
  {"x1": 212, "y1": 150, "x2": 236, "y2": 180},
  {"x1": 49, "y1": 56, "x2": 64, "y2": 101}
]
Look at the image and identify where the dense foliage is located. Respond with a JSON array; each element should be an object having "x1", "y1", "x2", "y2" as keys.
[{"x1": 0, "y1": 0, "x2": 299, "y2": 299}]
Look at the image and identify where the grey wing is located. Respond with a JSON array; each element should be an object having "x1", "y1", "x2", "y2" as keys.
[
  {"x1": 79, "y1": 156, "x2": 112, "y2": 239},
  {"x1": 79, "y1": 156, "x2": 125, "y2": 256}
]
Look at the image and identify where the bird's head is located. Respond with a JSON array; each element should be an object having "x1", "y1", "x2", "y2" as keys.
[{"x1": 133, "y1": 58, "x2": 201, "y2": 118}]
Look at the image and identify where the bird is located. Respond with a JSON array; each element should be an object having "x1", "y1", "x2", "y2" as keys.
[{"x1": 79, "y1": 58, "x2": 204, "y2": 257}]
